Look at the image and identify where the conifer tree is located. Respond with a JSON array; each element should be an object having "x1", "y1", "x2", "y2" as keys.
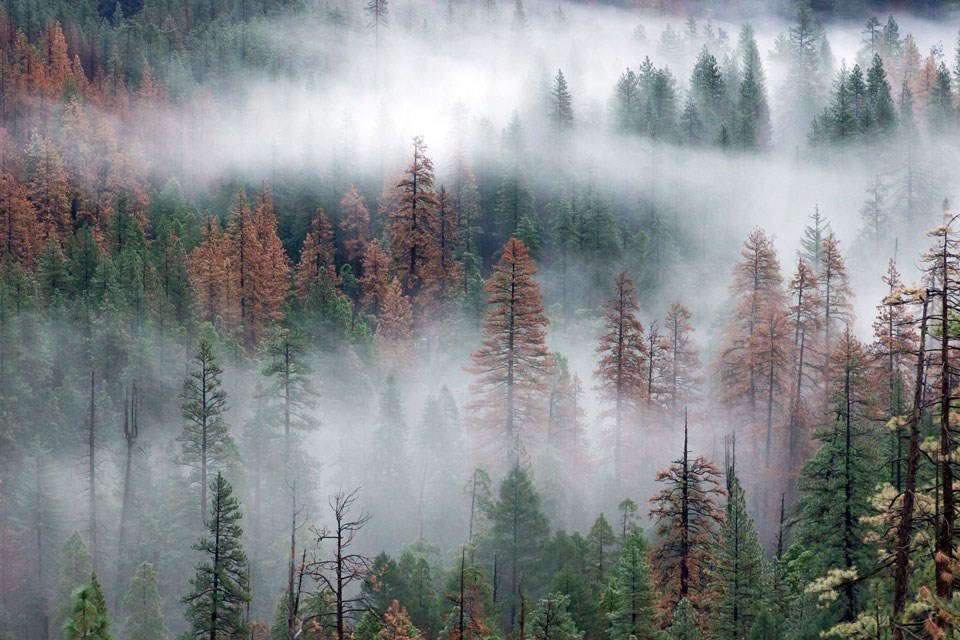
[
  {"x1": 666, "y1": 598, "x2": 701, "y2": 640},
  {"x1": 57, "y1": 532, "x2": 93, "y2": 633},
  {"x1": 182, "y1": 473, "x2": 250, "y2": 640},
  {"x1": 468, "y1": 238, "x2": 553, "y2": 465},
  {"x1": 189, "y1": 217, "x2": 230, "y2": 325},
  {"x1": 550, "y1": 70, "x2": 574, "y2": 132},
  {"x1": 735, "y1": 24, "x2": 771, "y2": 148},
  {"x1": 662, "y1": 302, "x2": 701, "y2": 411},
  {"x1": 340, "y1": 187, "x2": 373, "y2": 272},
  {"x1": 0, "y1": 171, "x2": 41, "y2": 267},
  {"x1": 529, "y1": 593, "x2": 581, "y2": 640},
  {"x1": 63, "y1": 572, "x2": 111, "y2": 640},
  {"x1": 250, "y1": 186, "x2": 290, "y2": 341},
  {"x1": 649, "y1": 415, "x2": 724, "y2": 612},
  {"x1": 388, "y1": 136, "x2": 442, "y2": 315},
  {"x1": 296, "y1": 207, "x2": 339, "y2": 299},
  {"x1": 376, "y1": 277, "x2": 414, "y2": 372},
  {"x1": 25, "y1": 130, "x2": 70, "y2": 245},
  {"x1": 795, "y1": 327, "x2": 877, "y2": 623},
  {"x1": 607, "y1": 530, "x2": 656, "y2": 640},
  {"x1": 261, "y1": 327, "x2": 318, "y2": 465},
  {"x1": 716, "y1": 227, "x2": 791, "y2": 466},
  {"x1": 490, "y1": 463, "x2": 550, "y2": 631},
  {"x1": 709, "y1": 467, "x2": 767, "y2": 640},
  {"x1": 179, "y1": 335, "x2": 236, "y2": 520},
  {"x1": 586, "y1": 514, "x2": 617, "y2": 589},
  {"x1": 379, "y1": 601, "x2": 422, "y2": 640},
  {"x1": 870, "y1": 259, "x2": 915, "y2": 491},
  {"x1": 360, "y1": 239, "x2": 392, "y2": 314},
  {"x1": 121, "y1": 562, "x2": 168, "y2": 640},
  {"x1": 594, "y1": 271, "x2": 647, "y2": 480},
  {"x1": 859, "y1": 175, "x2": 889, "y2": 252}
]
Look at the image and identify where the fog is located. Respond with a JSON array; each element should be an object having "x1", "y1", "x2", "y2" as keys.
[{"x1": 5, "y1": 0, "x2": 960, "y2": 636}]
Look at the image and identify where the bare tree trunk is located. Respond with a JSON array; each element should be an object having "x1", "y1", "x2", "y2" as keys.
[
  {"x1": 88, "y1": 370, "x2": 97, "y2": 575},
  {"x1": 893, "y1": 295, "x2": 928, "y2": 639},
  {"x1": 116, "y1": 385, "x2": 138, "y2": 612}
]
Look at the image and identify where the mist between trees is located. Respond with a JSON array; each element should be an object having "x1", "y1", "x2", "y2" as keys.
[{"x1": 3, "y1": 0, "x2": 960, "y2": 639}]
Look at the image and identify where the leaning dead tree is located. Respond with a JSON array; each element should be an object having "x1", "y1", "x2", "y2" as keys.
[{"x1": 300, "y1": 487, "x2": 372, "y2": 640}]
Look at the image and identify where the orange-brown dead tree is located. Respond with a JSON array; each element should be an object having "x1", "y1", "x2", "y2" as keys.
[
  {"x1": 339, "y1": 186, "x2": 372, "y2": 271},
  {"x1": 376, "y1": 276, "x2": 414, "y2": 373},
  {"x1": 468, "y1": 238, "x2": 553, "y2": 468},
  {"x1": 594, "y1": 270, "x2": 647, "y2": 482},
  {"x1": 662, "y1": 302, "x2": 702, "y2": 412},
  {"x1": 388, "y1": 136, "x2": 443, "y2": 319},
  {"x1": 296, "y1": 207, "x2": 339, "y2": 298},
  {"x1": 649, "y1": 413, "x2": 725, "y2": 620},
  {"x1": 359, "y1": 239, "x2": 392, "y2": 315}
]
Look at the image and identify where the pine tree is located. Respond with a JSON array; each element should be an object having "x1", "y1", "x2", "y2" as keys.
[
  {"x1": 468, "y1": 238, "x2": 553, "y2": 466},
  {"x1": 388, "y1": 136, "x2": 442, "y2": 316},
  {"x1": 57, "y1": 532, "x2": 93, "y2": 633},
  {"x1": 607, "y1": 530, "x2": 656, "y2": 640},
  {"x1": 649, "y1": 415, "x2": 725, "y2": 613},
  {"x1": 376, "y1": 277, "x2": 414, "y2": 372},
  {"x1": 662, "y1": 302, "x2": 701, "y2": 411},
  {"x1": 379, "y1": 601, "x2": 422, "y2": 640},
  {"x1": 613, "y1": 69, "x2": 642, "y2": 134},
  {"x1": 179, "y1": 335, "x2": 236, "y2": 521},
  {"x1": 778, "y1": 0, "x2": 829, "y2": 139},
  {"x1": 594, "y1": 271, "x2": 647, "y2": 481},
  {"x1": 296, "y1": 207, "x2": 339, "y2": 299},
  {"x1": 870, "y1": 259, "x2": 915, "y2": 492},
  {"x1": 340, "y1": 187, "x2": 373, "y2": 272},
  {"x1": 490, "y1": 463, "x2": 550, "y2": 631},
  {"x1": 360, "y1": 239, "x2": 392, "y2": 314},
  {"x1": 63, "y1": 572, "x2": 111, "y2": 640},
  {"x1": 0, "y1": 170, "x2": 42, "y2": 267},
  {"x1": 261, "y1": 327, "x2": 318, "y2": 466},
  {"x1": 799, "y1": 208, "x2": 831, "y2": 273},
  {"x1": 494, "y1": 176, "x2": 535, "y2": 245},
  {"x1": 550, "y1": 70, "x2": 574, "y2": 132},
  {"x1": 189, "y1": 217, "x2": 230, "y2": 325},
  {"x1": 866, "y1": 53, "x2": 896, "y2": 133},
  {"x1": 819, "y1": 234, "x2": 854, "y2": 378},
  {"x1": 795, "y1": 327, "x2": 877, "y2": 623},
  {"x1": 690, "y1": 47, "x2": 728, "y2": 142},
  {"x1": 182, "y1": 473, "x2": 250, "y2": 640},
  {"x1": 716, "y1": 227, "x2": 791, "y2": 466},
  {"x1": 735, "y1": 25, "x2": 771, "y2": 148},
  {"x1": 528, "y1": 593, "x2": 581, "y2": 640},
  {"x1": 666, "y1": 599, "x2": 702, "y2": 640},
  {"x1": 709, "y1": 468, "x2": 767, "y2": 640},
  {"x1": 585, "y1": 514, "x2": 617, "y2": 589},
  {"x1": 250, "y1": 186, "x2": 290, "y2": 341},
  {"x1": 25, "y1": 130, "x2": 70, "y2": 246},
  {"x1": 121, "y1": 562, "x2": 168, "y2": 640},
  {"x1": 858, "y1": 175, "x2": 889, "y2": 252}
]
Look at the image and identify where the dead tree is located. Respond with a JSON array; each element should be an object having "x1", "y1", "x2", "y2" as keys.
[
  {"x1": 302, "y1": 487, "x2": 372, "y2": 640},
  {"x1": 892, "y1": 291, "x2": 929, "y2": 640},
  {"x1": 115, "y1": 383, "x2": 139, "y2": 612}
]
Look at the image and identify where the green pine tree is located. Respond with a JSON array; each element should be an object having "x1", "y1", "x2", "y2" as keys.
[
  {"x1": 489, "y1": 463, "x2": 550, "y2": 631},
  {"x1": 181, "y1": 473, "x2": 250, "y2": 640},
  {"x1": 666, "y1": 598, "x2": 701, "y2": 640},
  {"x1": 121, "y1": 562, "x2": 168, "y2": 640},
  {"x1": 606, "y1": 530, "x2": 656, "y2": 640},
  {"x1": 57, "y1": 532, "x2": 93, "y2": 633},
  {"x1": 63, "y1": 572, "x2": 111, "y2": 640},
  {"x1": 178, "y1": 333, "x2": 237, "y2": 521},
  {"x1": 709, "y1": 470, "x2": 767, "y2": 640},
  {"x1": 528, "y1": 593, "x2": 581, "y2": 640}
]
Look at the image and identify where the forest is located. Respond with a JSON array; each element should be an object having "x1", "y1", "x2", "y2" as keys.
[{"x1": 2, "y1": 0, "x2": 960, "y2": 639}]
